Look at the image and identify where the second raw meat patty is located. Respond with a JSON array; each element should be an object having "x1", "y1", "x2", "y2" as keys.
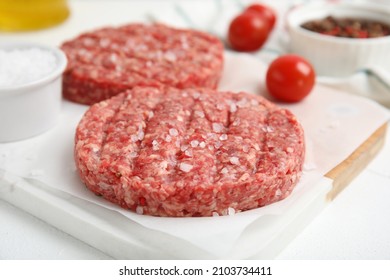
[{"x1": 61, "y1": 23, "x2": 224, "y2": 105}]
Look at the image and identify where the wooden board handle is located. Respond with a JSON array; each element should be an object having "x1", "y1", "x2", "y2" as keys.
[{"x1": 325, "y1": 123, "x2": 387, "y2": 200}]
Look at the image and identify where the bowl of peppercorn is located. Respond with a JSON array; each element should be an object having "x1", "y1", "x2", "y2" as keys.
[{"x1": 286, "y1": 2, "x2": 390, "y2": 77}]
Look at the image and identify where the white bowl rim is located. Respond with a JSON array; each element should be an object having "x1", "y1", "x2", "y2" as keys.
[
  {"x1": 0, "y1": 42, "x2": 67, "y2": 93},
  {"x1": 286, "y1": 1, "x2": 390, "y2": 44}
]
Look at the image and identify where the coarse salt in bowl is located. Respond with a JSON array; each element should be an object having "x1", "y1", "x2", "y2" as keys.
[
  {"x1": 0, "y1": 42, "x2": 67, "y2": 142},
  {"x1": 286, "y1": 2, "x2": 390, "y2": 77}
]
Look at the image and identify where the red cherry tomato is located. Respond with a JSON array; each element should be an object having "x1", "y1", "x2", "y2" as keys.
[
  {"x1": 245, "y1": 3, "x2": 277, "y2": 30},
  {"x1": 266, "y1": 55, "x2": 315, "y2": 103},
  {"x1": 228, "y1": 11, "x2": 270, "y2": 52}
]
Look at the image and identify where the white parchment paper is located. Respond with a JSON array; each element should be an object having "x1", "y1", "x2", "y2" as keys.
[{"x1": 0, "y1": 52, "x2": 388, "y2": 257}]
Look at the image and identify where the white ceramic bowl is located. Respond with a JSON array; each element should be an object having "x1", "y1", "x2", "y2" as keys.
[
  {"x1": 0, "y1": 43, "x2": 67, "y2": 142},
  {"x1": 287, "y1": 2, "x2": 390, "y2": 77}
]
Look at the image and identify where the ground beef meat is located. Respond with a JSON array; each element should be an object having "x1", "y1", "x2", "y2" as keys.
[
  {"x1": 74, "y1": 87, "x2": 305, "y2": 217},
  {"x1": 61, "y1": 23, "x2": 224, "y2": 105}
]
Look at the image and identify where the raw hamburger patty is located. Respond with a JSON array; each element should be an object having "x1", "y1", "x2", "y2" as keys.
[
  {"x1": 75, "y1": 87, "x2": 305, "y2": 217},
  {"x1": 61, "y1": 23, "x2": 224, "y2": 105}
]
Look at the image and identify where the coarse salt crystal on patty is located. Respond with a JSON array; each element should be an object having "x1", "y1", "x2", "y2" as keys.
[{"x1": 74, "y1": 86, "x2": 305, "y2": 217}]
